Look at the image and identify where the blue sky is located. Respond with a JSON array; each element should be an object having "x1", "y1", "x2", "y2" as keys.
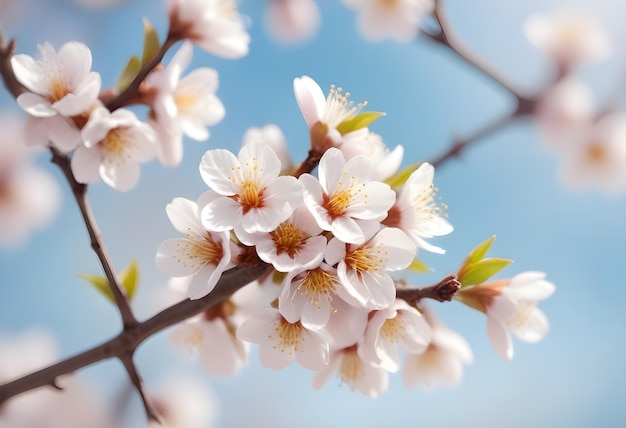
[{"x1": 1, "y1": 1, "x2": 625, "y2": 427}]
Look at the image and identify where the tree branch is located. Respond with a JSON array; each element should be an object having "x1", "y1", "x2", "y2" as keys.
[
  {"x1": 0, "y1": 263, "x2": 271, "y2": 406},
  {"x1": 50, "y1": 148, "x2": 138, "y2": 328},
  {"x1": 120, "y1": 355, "x2": 161, "y2": 424},
  {"x1": 0, "y1": 31, "x2": 25, "y2": 98},
  {"x1": 396, "y1": 274, "x2": 461, "y2": 305}
]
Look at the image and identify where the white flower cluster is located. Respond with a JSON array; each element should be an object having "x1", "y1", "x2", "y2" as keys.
[
  {"x1": 157, "y1": 75, "x2": 463, "y2": 396},
  {"x1": 527, "y1": 10, "x2": 626, "y2": 194}
]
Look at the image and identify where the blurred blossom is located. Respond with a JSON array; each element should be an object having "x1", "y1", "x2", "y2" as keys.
[
  {"x1": 265, "y1": 0, "x2": 321, "y2": 44},
  {"x1": 338, "y1": 129, "x2": 403, "y2": 181},
  {"x1": 559, "y1": 113, "x2": 626, "y2": 195},
  {"x1": 0, "y1": 330, "x2": 110, "y2": 428},
  {"x1": 149, "y1": 375, "x2": 218, "y2": 428},
  {"x1": 0, "y1": 115, "x2": 61, "y2": 246},
  {"x1": 534, "y1": 77, "x2": 594, "y2": 152},
  {"x1": 242, "y1": 124, "x2": 293, "y2": 172},
  {"x1": 167, "y1": 0, "x2": 250, "y2": 59},
  {"x1": 403, "y1": 314, "x2": 473, "y2": 389},
  {"x1": 341, "y1": 0, "x2": 434, "y2": 42},
  {"x1": 524, "y1": 10, "x2": 611, "y2": 67},
  {"x1": 73, "y1": 0, "x2": 131, "y2": 8}
]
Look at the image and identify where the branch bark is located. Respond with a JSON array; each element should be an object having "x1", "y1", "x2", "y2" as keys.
[{"x1": 396, "y1": 274, "x2": 461, "y2": 305}]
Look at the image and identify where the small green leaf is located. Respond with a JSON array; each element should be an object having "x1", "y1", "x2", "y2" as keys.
[
  {"x1": 141, "y1": 17, "x2": 160, "y2": 66},
  {"x1": 78, "y1": 273, "x2": 115, "y2": 303},
  {"x1": 336, "y1": 111, "x2": 385, "y2": 135},
  {"x1": 384, "y1": 162, "x2": 422, "y2": 188},
  {"x1": 406, "y1": 258, "x2": 431, "y2": 273},
  {"x1": 458, "y1": 258, "x2": 512, "y2": 287},
  {"x1": 467, "y1": 235, "x2": 497, "y2": 266},
  {"x1": 117, "y1": 55, "x2": 141, "y2": 91},
  {"x1": 119, "y1": 259, "x2": 139, "y2": 301}
]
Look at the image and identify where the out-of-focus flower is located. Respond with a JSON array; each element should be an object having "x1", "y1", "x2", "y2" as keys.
[
  {"x1": 73, "y1": 0, "x2": 131, "y2": 8},
  {"x1": 265, "y1": 0, "x2": 321, "y2": 44},
  {"x1": 0, "y1": 330, "x2": 110, "y2": 428},
  {"x1": 559, "y1": 113, "x2": 626, "y2": 195},
  {"x1": 0, "y1": 116, "x2": 61, "y2": 246},
  {"x1": 325, "y1": 227, "x2": 416, "y2": 310},
  {"x1": 242, "y1": 124, "x2": 293, "y2": 173},
  {"x1": 149, "y1": 42, "x2": 225, "y2": 167},
  {"x1": 237, "y1": 307, "x2": 330, "y2": 371},
  {"x1": 71, "y1": 107, "x2": 156, "y2": 191},
  {"x1": 455, "y1": 271, "x2": 555, "y2": 361},
  {"x1": 11, "y1": 42, "x2": 101, "y2": 118},
  {"x1": 403, "y1": 315, "x2": 473, "y2": 389},
  {"x1": 313, "y1": 344, "x2": 388, "y2": 398},
  {"x1": 338, "y1": 129, "x2": 403, "y2": 181},
  {"x1": 167, "y1": 0, "x2": 250, "y2": 59},
  {"x1": 534, "y1": 77, "x2": 594, "y2": 152},
  {"x1": 149, "y1": 375, "x2": 218, "y2": 428},
  {"x1": 524, "y1": 10, "x2": 611, "y2": 67},
  {"x1": 359, "y1": 299, "x2": 431, "y2": 372},
  {"x1": 299, "y1": 148, "x2": 395, "y2": 245},
  {"x1": 199, "y1": 141, "x2": 303, "y2": 234},
  {"x1": 342, "y1": 0, "x2": 434, "y2": 42},
  {"x1": 383, "y1": 162, "x2": 452, "y2": 253},
  {"x1": 156, "y1": 196, "x2": 234, "y2": 300}
]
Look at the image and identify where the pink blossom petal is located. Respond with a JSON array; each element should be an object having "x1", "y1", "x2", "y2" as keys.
[
  {"x1": 487, "y1": 317, "x2": 513, "y2": 361},
  {"x1": 293, "y1": 75, "x2": 325, "y2": 127},
  {"x1": 70, "y1": 145, "x2": 101, "y2": 183},
  {"x1": 16, "y1": 93, "x2": 56, "y2": 117}
]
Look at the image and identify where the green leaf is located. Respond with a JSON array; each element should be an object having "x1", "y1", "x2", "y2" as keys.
[
  {"x1": 406, "y1": 258, "x2": 431, "y2": 273},
  {"x1": 77, "y1": 273, "x2": 115, "y2": 303},
  {"x1": 458, "y1": 258, "x2": 512, "y2": 287},
  {"x1": 336, "y1": 111, "x2": 385, "y2": 135},
  {"x1": 141, "y1": 17, "x2": 160, "y2": 66},
  {"x1": 384, "y1": 162, "x2": 422, "y2": 188},
  {"x1": 466, "y1": 235, "x2": 497, "y2": 266},
  {"x1": 117, "y1": 55, "x2": 141, "y2": 91},
  {"x1": 119, "y1": 259, "x2": 139, "y2": 301}
]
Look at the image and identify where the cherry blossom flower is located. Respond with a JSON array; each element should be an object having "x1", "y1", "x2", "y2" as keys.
[
  {"x1": 325, "y1": 227, "x2": 416, "y2": 309},
  {"x1": 156, "y1": 196, "x2": 234, "y2": 300},
  {"x1": 455, "y1": 271, "x2": 555, "y2": 361},
  {"x1": 279, "y1": 262, "x2": 339, "y2": 328},
  {"x1": 71, "y1": 107, "x2": 156, "y2": 191},
  {"x1": 559, "y1": 113, "x2": 626, "y2": 194},
  {"x1": 237, "y1": 307, "x2": 330, "y2": 371},
  {"x1": 236, "y1": 204, "x2": 326, "y2": 272},
  {"x1": 149, "y1": 41, "x2": 225, "y2": 167},
  {"x1": 300, "y1": 148, "x2": 395, "y2": 244},
  {"x1": 167, "y1": 0, "x2": 250, "y2": 59},
  {"x1": 338, "y1": 129, "x2": 403, "y2": 181},
  {"x1": 23, "y1": 114, "x2": 84, "y2": 152},
  {"x1": 313, "y1": 344, "x2": 388, "y2": 398},
  {"x1": 150, "y1": 375, "x2": 218, "y2": 428},
  {"x1": 242, "y1": 124, "x2": 293, "y2": 173},
  {"x1": 293, "y1": 75, "x2": 373, "y2": 149},
  {"x1": 534, "y1": 77, "x2": 594, "y2": 152},
  {"x1": 524, "y1": 10, "x2": 611, "y2": 67},
  {"x1": 342, "y1": 0, "x2": 434, "y2": 42},
  {"x1": 169, "y1": 305, "x2": 249, "y2": 377},
  {"x1": 265, "y1": 0, "x2": 321, "y2": 44},
  {"x1": 383, "y1": 162, "x2": 453, "y2": 253},
  {"x1": 11, "y1": 41, "x2": 101, "y2": 118},
  {"x1": 199, "y1": 141, "x2": 303, "y2": 233},
  {"x1": 403, "y1": 315, "x2": 473, "y2": 389},
  {"x1": 0, "y1": 115, "x2": 61, "y2": 246},
  {"x1": 359, "y1": 299, "x2": 431, "y2": 372}
]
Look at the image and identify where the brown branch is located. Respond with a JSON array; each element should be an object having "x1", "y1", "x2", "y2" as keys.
[
  {"x1": 105, "y1": 35, "x2": 177, "y2": 112},
  {"x1": 396, "y1": 274, "x2": 461, "y2": 304},
  {"x1": 0, "y1": 31, "x2": 25, "y2": 98},
  {"x1": 120, "y1": 355, "x2": 161, "y2": 424},
  {"x1": 0, "y1": 263, "x2": 271, "y2": 406},
  {"x1": 50, "y1": 148, "x2": 138, "y2": 328}
]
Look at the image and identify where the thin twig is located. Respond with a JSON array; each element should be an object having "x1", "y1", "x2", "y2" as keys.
[
  {"x1": 0, "y1": 263, "x2": 271, "y2": 406},
  {"x1": 396, "y1": 274, "x2": 461, "y2": 304},
  {"x1": 50, "y1": 148, "x2": 138, "y2": 328},
  {"x1": 120, "y1": 355, "x2": 161, "y2": 424},
  {"x1": 0, "y1": 31, "x2": 25, "y2": 98}
]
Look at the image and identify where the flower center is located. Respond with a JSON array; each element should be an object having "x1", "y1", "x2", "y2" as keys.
[
  {"x1": 506, "y1": 302, "x2": 536, "y2": 331},
  {"x1": 274, "y1": 318, "x2": 304, "y2": 353},
  {"x1": 324, "y1": 189, "x2": 352, "y2": 218},
  {"x1": 585, "y1": 142, "x2": 608, "y2": 165},
  {"x1": 237, "y1": 181, "x2": 264, "y2": 213},
  {"x1": 345, "y1": 245, "x2": 386, "y2": 273},
  {"x1": 378, "y1": 0, "x2": 399, "y2": 9},
  {"x1": 102, "y1": 128, "x2": 130, "y2": 163},
  {"x1": 174, "y1": 91, "x2": 198, "y2": 115},
  {"x1": 323, "y1": 84, "x2": 366, "y2": 131},
  {"x1": 380, "y1": 316, "x2": 406, "y2": 344},
  {"x1": 271, "y1": 223, "x2": 306, "y2": 258},
  {"x1": 296, "y1": 267, "x2": 337, "y2": 310},
  {"x1": 339, "y1": 346, "x2": 363, "y2": 386},
  {"x1": 47, "y1": 76, "x2": 71, "y2": 103}
]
